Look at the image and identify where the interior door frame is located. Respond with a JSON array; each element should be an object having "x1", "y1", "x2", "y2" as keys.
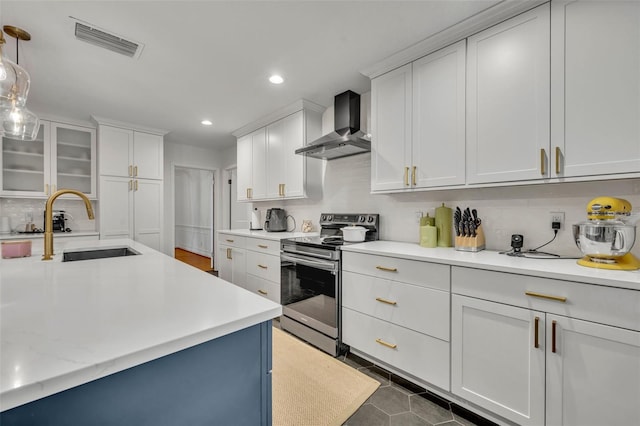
[{"x1": 170, "y1": 162, "x2": 217, "y2": 269}]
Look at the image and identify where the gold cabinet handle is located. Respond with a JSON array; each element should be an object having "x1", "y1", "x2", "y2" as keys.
[
  {"x1": 412, "y1": 166, "x2": 417, "y2": 186},
  {"x1": 129, "y1": 165, "x2": 133, "y2": 177},
  {"x1": 540, "y1": 148, "x2": 546, "y2": 175},
  {"x1": 534, "y1": 316, "x2": 540, "y2": 349},
  {"x1": 375, "y1": 338, "x2": 397, "y2": 349},
  {"x1": 226, "y1": 248, "x2": 232, "y2": 259},
  {"x1": 525, "y1": 291, "x2": 567, "y2": 303},
  {"x1": 258, "y1": 244, "x2": 268, "y2": 249},
  {"x1": 226, "y1": 239, "x2": 234, "y2": 243},
  {"x1": 376, "y1": 266, "x2": 397, "y2": 272},
  {"x1": 555, "y1": 146, "x2": 561, "y2": 175},
  {"x1": 552, "y1": 320, "x2": 557, "y2": 353},
  {"x1": 134, "y1": 165, "x2": 138, "y2": 177},
  {"x1": 258, "y1": 264, "x2": 268, "y2": 269},
  {"x1": 404, "y1": 167, "x2": 409, "y2": 186},
  {"x1": 134, "y1": 180, "x2": 138, "y2": 191},
  {"x1": 128, "y1": 180, "x2": 133, "y2": 191},
  {"x1": 258, "y1": 289, "x2": 268, "y2": 295},
  {"x1": 375, "y1": 297, "x2": 397, "y2": 306}
]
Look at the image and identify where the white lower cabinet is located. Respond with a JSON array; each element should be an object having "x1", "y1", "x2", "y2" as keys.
[
  {"x1": 98, "y1": 176, "x2": 163, "y2": 251},
  {"x1": 217, "y1": 234, "x2": 246, "y2": 287},
  {"x1": 451, "y1": 295, "x2": 545, "y2": 426},
  {"x1": 341, "y1": 252, "x2": 450, "y2": 390},
  {"x1": 452, "y1": 266, "x2": 640, "y2": 426},
  {"x1": 546, "y1": 315, "x2": 640, "y2": 426},
  {"x1": 244, "y1": 237, "x2": 281, "y2": 303},
  {"x1": 216, "y1": 234, "x2": 280, "y2": 303}
]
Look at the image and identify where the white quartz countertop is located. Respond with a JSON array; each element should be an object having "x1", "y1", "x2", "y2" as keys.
[
  {"x1": 341, "y1": 241, "x2": 640, "y2": 291},
  {"x1": 0, "y1": 238, "x2": 282, "y2": 411},
  {"x1": 218, "y1": 229, "x2": 317, "y2": 240}
]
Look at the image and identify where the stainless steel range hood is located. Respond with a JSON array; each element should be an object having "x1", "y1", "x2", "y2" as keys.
[{"x1": 296, "y1": 90, "x2": 370, "y2": 160}]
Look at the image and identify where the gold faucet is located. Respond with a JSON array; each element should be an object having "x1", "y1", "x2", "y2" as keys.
[{"x1": 42, "y1": 189, "x2": 95, "y2": 260}]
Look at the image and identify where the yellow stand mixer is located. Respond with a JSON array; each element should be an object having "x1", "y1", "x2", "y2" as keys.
[{"x1": 572, "y1": 196, "x2": 640, "y2": 270}]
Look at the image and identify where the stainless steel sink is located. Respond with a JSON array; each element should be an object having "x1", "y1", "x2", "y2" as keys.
[{"x1": 62, "y1": 247, "x2": 140, "y2": 262}]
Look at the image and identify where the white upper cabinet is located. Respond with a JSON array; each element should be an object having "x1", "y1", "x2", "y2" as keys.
[
  {"x1": 371, "y1": 41, "x2": 466, "y2": 192},
  {"x1": 98, "y1": 125, "x2": 163, "y2": 180},
  {"x1": 551, "y1": 0, "x2": 640, "y2": 178},
  {"x1": 1, "y1": 120, "x2": 96, "y2": 198},
  {"x1": 371, "y1": 63, "x2": 412, "y2": 192},
  {"x1": 235, "y1": 101, "x2": 322, "y2": 202},
  {"x1": 236, "y1": 128, "x2": 267, "y2": 201},
  {"x1": 466, "y1": 3, "x2": 550, "y2": 184},
  {"x1": 412, "y1": 40, "x2": 466, "y2": 188}
]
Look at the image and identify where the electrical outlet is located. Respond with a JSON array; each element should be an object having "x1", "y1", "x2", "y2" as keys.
[
  {"x1": 550, "y1": 211, "x2": 564, "y2": 230},
  {"x1": 415, "y1": 211, "x2": 423, "y2": 224}
]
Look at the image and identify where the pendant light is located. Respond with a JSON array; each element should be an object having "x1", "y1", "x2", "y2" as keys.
[{"x1": 0, "y1": 26, "x2": 39, "y2": 141}]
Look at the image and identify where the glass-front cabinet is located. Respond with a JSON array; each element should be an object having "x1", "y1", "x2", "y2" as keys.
[{"x1": 0, "y1": 120, "x2": 97, "y2": 198}]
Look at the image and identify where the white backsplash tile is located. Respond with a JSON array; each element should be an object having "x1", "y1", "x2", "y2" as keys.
[
  {"x1": 0, "y1": 198, "x2": 97, "y2": 233},
  {"x1": 252, "y1": 153, "x2": 640, "y2": 258}
]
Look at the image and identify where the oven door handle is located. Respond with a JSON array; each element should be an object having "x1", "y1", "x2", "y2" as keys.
[{"x1": 281, "y1": 253, "x2": 337, "y2": 274}]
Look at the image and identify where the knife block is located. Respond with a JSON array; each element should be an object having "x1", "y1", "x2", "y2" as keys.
[{"x1": 455, "y1": 225, "x2": 486, "y2": 252}]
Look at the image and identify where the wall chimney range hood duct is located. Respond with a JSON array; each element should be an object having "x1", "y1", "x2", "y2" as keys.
[{"x1": 295, "y1": 90, "x2": 371, "y2": 160}]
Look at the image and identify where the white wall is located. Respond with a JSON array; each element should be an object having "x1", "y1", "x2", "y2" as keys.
[{"x1": 174, "y1": 167, "x2": 213, "y2": 257}]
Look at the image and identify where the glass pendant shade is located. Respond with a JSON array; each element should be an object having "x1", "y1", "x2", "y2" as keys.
[
  {"x1": 1, "y1": 103, "x2": 39, "y2": 140},
  {"x1": 0, "y1": 57, "x2": 30, "y2": 108}
]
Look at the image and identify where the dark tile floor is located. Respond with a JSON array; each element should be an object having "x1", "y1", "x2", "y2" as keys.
[{"x1": 339, "y1": 353, "x2": 496, "y2": 426}]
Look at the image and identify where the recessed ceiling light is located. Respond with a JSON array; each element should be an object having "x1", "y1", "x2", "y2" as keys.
[
  {"x1": 269, "y1": 75, "x2": 284, "y2": 84},
  {"x1": 201, "y1": 120, "x2": 213, "y2": 126}
]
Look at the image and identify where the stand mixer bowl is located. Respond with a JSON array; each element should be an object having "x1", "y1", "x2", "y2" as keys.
[{"x1": 572, "y1": 221, "x2": 636, "y2": 260}]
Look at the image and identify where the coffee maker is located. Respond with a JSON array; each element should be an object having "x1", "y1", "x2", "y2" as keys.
[{"x1": 44, "y1": 210, "x2": 69, "y2": 232}]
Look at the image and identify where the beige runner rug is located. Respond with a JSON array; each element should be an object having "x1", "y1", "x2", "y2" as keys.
[{"x1": 272, "y1": 327, "x2": 379, "y2": 426}]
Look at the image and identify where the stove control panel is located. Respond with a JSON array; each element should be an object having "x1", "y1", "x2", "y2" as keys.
[{"x1": 319, "y1": 213, "x2": 379, "y2": 229}]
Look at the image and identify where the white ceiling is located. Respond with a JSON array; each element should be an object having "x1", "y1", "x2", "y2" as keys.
[{"x1": 1, "y1": 0, "x2": 501, "y2": 149}]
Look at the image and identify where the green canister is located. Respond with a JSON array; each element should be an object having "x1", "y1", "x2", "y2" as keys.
[{"x1": 435, "y1": 203, "x2": 452, "y2": 247}]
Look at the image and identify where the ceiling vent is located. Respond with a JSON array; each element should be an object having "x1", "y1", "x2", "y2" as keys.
[{"x1": 72, "y1": 18, "x2": 144, "y2": 59}]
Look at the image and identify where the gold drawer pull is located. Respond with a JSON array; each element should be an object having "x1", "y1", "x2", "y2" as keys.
[
  {"x1": 375, "y1": 338, "x2": 397, "y2": 349},
  {"x1": 525, "y1": 291, "x2": 567, "y2": 303},
  {"x1": 258, "y1": 244, "x2": 268, "y2": 249},
  {"x1": 555, "y1": 146, "x2": 562, "y2": 175},
  {"x1": 226, "y1": 248, "x2": 232, "y2": 259},
  {"x1": 540, "y1": 148, "x2": 546, "y2": 175},
  {"x1": 226, "y1": 239, "x2": 234, "y2": 243},
  {"x1": 129, "y1": 165, "x2": 133, "y2": 177},
  {"x1": 404, "y1": 167, "x2": 409, "y2": 186},
  {"x1": 258, "y1": 289, "x2": 268, "y2": 295},
  {"x1": 375, "y1": 297, "x2": 397, "y2": 306},
  {"x1": 376, "y1": 266, "x2": 397, "y2": 272},
  {"x1": 134, "y1": 180, "x2": 138, "y2": 191},
  {"x1": 258, "y1": 264, "x2": 268, "y2": 269},
  {"x1": 133, "y1": 165, "x2": 138, "y2": 177},
  {"x1": 412, "y1": 166, "x2": 417, "y2": 186}
]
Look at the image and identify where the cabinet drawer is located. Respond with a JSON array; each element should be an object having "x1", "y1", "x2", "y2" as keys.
[
  {"x1": 342, "y1": 251, "x2": 450, "y2": 292},
  {"x1": 246, "y1": 250, "x2": 280, "y2": 283},
  {"x1": 246, "y1": 237, "x2": 280, "y2": 256},
  {"x1": 246, "y1": 274, "x2": 280, "y2": 304},
  {"x1": 452, "y1": 267, "x2": 640, "y2": 331},
  {"x1": 218, "y1": 234, "x2": 246, "y2": 249},
  {"x1": 342, "y1": 271, "x2": 449, "y2": 341},
  {"x1": 343, "y1": 307, "x2": 450, "y2": 391}
]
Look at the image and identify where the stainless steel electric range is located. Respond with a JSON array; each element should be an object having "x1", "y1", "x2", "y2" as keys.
[{"x1": 280, "y1": 213, "x2": 380, "y2": 356}]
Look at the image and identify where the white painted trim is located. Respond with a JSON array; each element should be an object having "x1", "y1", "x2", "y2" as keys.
[
  {"x1": 231, "y1": 99, "x2": 325, "y2": 138},
  {"x1": 360, "y1": 0, "x2": 547, "y2": 79},
  {"x1": 36, "y1": 114, "x2": 95, "y2": 129},
  {"x1": 91, "y1": 115, "x2": 169, "y2": 136}
]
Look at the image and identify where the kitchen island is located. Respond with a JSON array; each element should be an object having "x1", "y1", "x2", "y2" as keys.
[{"x1": 0, "y1": 239, "x2": 281, "y2": 425}]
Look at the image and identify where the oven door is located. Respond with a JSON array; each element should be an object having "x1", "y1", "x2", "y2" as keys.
[{"x1": 280, "y1": 252, "x2": 339, "y2": 339}]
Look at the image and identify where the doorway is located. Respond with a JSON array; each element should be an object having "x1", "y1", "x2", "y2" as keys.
[
  {"x1": 174, "y1": 166, "x2": 215, "y2": 271},
  {"x1": 226, "y1": 167, "x2": 252, "y2": 229}
]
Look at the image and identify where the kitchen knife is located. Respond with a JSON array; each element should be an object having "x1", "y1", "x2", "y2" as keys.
[
  {"x1": 469, "y1": 222, "x2": 477, "y2": 237},
  {"x1": 472, "y1": 209, "x2": 478, "y2": 224},
  {"x1": 459, "y1": 221, "x2": 465, "y2": 237},
  {"x1": 463, "y1": 221, "x2": 469, "y2": 237},
  {"x1": 465, "y1": 208, "x2": 472, "y2": 222}
]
